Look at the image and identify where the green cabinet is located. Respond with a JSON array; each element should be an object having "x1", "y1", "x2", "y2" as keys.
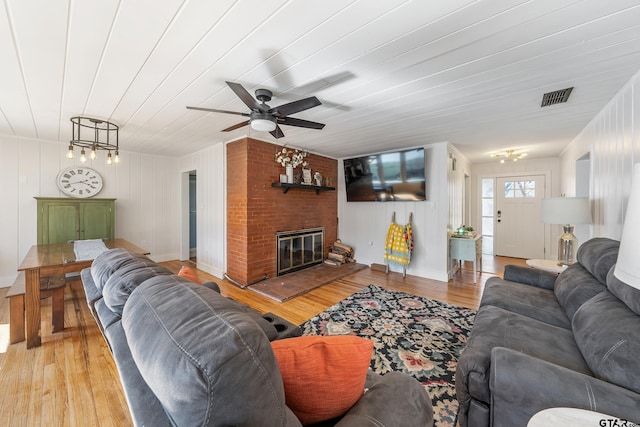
[{"x1": 36, "y1": 197, "x2": 115, "y2": 245}]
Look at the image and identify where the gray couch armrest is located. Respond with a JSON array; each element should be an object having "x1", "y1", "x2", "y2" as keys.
[
  {"x1": 490, "y1": 348, "x2": 640, "y2": 427},
  {"x1": 336, "y1": 371, "x2": 433, "y2": 427},
  {"x1": 503, "y1": 265, "x2": 557, "y2": 290}
]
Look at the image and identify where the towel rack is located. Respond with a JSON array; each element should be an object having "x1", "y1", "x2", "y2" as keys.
[{"x1": 390, "y1": 211, "x2": 413, "y2": 224}]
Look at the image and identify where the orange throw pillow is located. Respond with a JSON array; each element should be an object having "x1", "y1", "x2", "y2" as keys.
[
  {"x1": 271, "y1": 335, "x2": 373, "y2": 425},
  {"x1": 177, "y1": 266, "x2": 202, "y2": 284}
]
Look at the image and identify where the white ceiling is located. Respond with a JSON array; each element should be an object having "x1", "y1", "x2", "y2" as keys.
[{"x1": 2, "y1": 0, "x2": 640, "y2": 163}]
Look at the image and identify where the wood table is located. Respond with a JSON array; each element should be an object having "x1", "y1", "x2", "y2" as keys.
[
  {"x1": 17, "y1": 238, "x2": 149, "y2": 349},
  {"x1": 526, "y1": 258, "x2": 568, "y2": 274}
]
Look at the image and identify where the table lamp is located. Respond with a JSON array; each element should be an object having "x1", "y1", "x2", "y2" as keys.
[
  {"x1": 614, "y1": 163, "x2": 640, "y2": 290},
  {"x1": 542, "y1": 197, "x2": 592, "y2": 266}
]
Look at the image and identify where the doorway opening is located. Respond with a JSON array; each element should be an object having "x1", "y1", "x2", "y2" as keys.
[
  {"x1": 180, "y1": 170, "x2": 197, "y2": 262},
  {"x1": 189, "y1": 172, "x2": 197, "y2": 262}
]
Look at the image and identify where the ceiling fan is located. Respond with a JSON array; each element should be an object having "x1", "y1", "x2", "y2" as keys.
[{"x1": 186, "y1": 81, "x2": 325, "y2": 139}]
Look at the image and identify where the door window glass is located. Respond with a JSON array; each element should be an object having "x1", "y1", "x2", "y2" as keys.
[
  {"x1": 481, "y1": 178, "x2": 494, "y2": 254},
  {"x1": 504, "y1": 180, "x2": 536, "y2": 198}
]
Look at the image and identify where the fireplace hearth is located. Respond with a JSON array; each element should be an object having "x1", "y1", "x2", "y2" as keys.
[{"x1": 277, "y1": 228, "x2": 324, "y2": 276}]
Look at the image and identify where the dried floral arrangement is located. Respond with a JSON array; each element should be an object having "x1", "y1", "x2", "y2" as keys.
[{"x1": 275, "y1": 147, "x2": 308, "y2": 168}]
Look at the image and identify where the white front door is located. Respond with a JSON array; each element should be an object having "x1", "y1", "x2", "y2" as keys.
[{"x1": 494, "y1": 175, "x2": 545, "y2": 259}]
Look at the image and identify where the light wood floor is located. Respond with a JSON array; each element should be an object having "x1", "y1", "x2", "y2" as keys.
[{"x1": 0, "y1": 256, "x2": 526, "y2": 426}]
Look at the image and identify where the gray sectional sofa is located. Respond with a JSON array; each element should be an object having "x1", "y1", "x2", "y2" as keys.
[
  {"x1": 456, "y1": 238, "x2": 640, "y2": 426},
  {"x1": 81, "y1": 248, "x2": 433, "y2": 427}
]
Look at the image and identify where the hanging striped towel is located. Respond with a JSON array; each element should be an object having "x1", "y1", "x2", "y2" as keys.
[{"x1": 384, "y1": 223, "x2": 414, "y2": 266}]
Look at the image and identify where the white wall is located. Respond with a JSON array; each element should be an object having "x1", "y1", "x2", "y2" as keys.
[
  {"x1": 560, "y1": 68, "x2": 640, "y2": 240},
  {"x1": 0, "y1": 135, "x2": 226, "y2": 287},
  {"x1": 448, "y1": 143, "x2": 472, "y2": 233},
  {"x1": 337, "y1": 142, "x2": 451, "y2": 282}
]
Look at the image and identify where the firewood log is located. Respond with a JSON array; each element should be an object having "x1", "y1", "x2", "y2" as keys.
[
  {"x1": 328, "y1": 252, "x2": 346, "y2": 263},
  {"x1": 333, "y1": 241, "x2": 354, "y2": 253}
]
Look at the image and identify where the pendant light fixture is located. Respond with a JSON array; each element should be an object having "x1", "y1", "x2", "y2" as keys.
[
  {"x1": 490, "y1": 149, "x2": 527, "y2": 163},
  {"x1": 68, "y1": 116, "x2": 120, "y2": 164}
]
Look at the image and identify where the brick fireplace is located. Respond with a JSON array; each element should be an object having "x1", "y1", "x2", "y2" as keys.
[{"x1": 226, "y1": 137, "x2": 338, "y2": 286}]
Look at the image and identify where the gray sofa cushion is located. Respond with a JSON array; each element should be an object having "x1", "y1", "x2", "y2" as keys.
[
  {"x1": 81, "y1": 267, "x2": 102, "y2": 309},
  {"x1": 94, "y1": 298, "x2": 121, "y2": 335},
  {"x1": 554, "y1": 237, "x2": 618, "y2": 321},
  {"x1": 91, "y1": 249, "x2": 154, "y2": 291},
  {"x1": 554, "y1": 263, "x2": 607, "y2": 320},
  {"x1": 104, "y1": 321, "x2": 172, "y2": 427},
  {"x1": 481, "y1": 277, "x2": 570, "y2": 328},
  {"x1": 575, "y1": 237, "x2": 620, "y2": 284},
  {"x1": 335, "y1": 371, "x2": 433, "y2": 427},
  {"x1": 456, "y1": 305, "x2": 592, "y2": 427},
  {"x1": 102, "y1": 259, "x2": 173, "y2": 316},
  {"x1": 607, "y1": 265, "x2": 640, "y2": 315},
  {"x1": 503, "y1": 265, "x2": 557, "y2": 290},
  {"x1": 572, "y1": 290, "x2": 640, "y2": 394},
  {"x1": 490, "y1": 348, "x2": 640, "y2": 427},
  {"x1": 122, "y1": 277, "x2": 299, "y2": 427}
]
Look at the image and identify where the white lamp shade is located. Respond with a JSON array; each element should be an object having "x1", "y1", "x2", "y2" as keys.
[
  {"x1": 541, "y1": 197, "x2": 592, "y2": 225},
  {"x1": 251, "y1": 118, "x2": 276, "y2": 132},
  {"x1": 614, "y1": 163, "x2": 640, "y2": 290}
]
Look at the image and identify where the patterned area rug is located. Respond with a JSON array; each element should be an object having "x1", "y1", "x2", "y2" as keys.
[{"x1": 300, "y1": 284, "x2": 476, "y2": 427}]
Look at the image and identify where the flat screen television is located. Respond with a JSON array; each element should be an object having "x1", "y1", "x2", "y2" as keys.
[{"x1": 343, "y1": 147, "x2": 426, "y2": 202}]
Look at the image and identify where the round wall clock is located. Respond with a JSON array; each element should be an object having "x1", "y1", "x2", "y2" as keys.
[{"x1": 56, "y1": 166, "x2": 104, "y2": 198}]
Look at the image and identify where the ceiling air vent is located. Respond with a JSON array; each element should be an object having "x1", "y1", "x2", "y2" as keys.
[{"x1": 541, "y1": 87, "x2": 573, "y2": 107}]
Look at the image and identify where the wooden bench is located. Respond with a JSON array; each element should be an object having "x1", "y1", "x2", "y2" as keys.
[{"x1": 6, "y1": 272, "x2": 66, "y2": 344}]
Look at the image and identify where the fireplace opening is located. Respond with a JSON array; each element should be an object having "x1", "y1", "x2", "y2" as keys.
[{"x1": 276, "y1": 228, "x2": 324, "y2": 276}]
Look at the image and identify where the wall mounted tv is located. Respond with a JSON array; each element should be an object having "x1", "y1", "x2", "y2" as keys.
[{"x1": 343, "y1": 147, "x2": 426, "y2": 202}]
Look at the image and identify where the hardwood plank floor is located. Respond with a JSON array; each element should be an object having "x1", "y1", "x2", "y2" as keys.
[{"x1": 0, "y1": 256, "x2": 526, "y2": 426}]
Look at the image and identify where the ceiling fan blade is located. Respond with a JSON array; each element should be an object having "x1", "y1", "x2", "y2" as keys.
[
  {"x1": 272, "y1": 96, "x2": 322, "y2": 117},
  {"x1": 226, "y1": 81, "x2": 266, "y2": 112},
  {"x1": 222, "y1": 120, "x2": 250, "y2": 132},
  {"x1": 270, "y1": 125, "x2": 285, "y2": 139},
  {"x1": 278, "y1": 116, "x2": 325, "y2": 130},
  {"x1": 186, "y1": 106, "x2": 249, "y2": 117}
]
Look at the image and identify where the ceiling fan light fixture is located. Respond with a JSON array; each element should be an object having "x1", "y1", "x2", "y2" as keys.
[
  {"x1": 186, "y1": 81, "x2": 325, "y2": 139},
  {"x1": 251, "y1": 117, "x2": 277, "y2": 132}
]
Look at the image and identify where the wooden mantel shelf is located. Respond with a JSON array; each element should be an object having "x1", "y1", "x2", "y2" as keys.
[{"x1": 271, "y1": 182, "x2": 336, "y2": 195}]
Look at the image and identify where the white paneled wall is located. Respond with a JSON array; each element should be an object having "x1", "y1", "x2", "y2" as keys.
[
  {"x1": 448, "y1": 144, "x2": 472, "y2": 233},
  {"x1": 0, "y1": 135, "x2": 227, "y2": 287},
  {"x1": 560, "y1": 68, "x2": 640, "y2": 240},
  {"x1": 0, "y1": 139, "x2": 20, "y2": 285},
  {"x1": 337, "y1": 142, "x2": 451, "y2": 282}
]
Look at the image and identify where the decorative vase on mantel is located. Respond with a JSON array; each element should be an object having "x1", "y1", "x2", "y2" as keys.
[{"x1": 286, "y1": 164, "x2": 294, "y2": 183}]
